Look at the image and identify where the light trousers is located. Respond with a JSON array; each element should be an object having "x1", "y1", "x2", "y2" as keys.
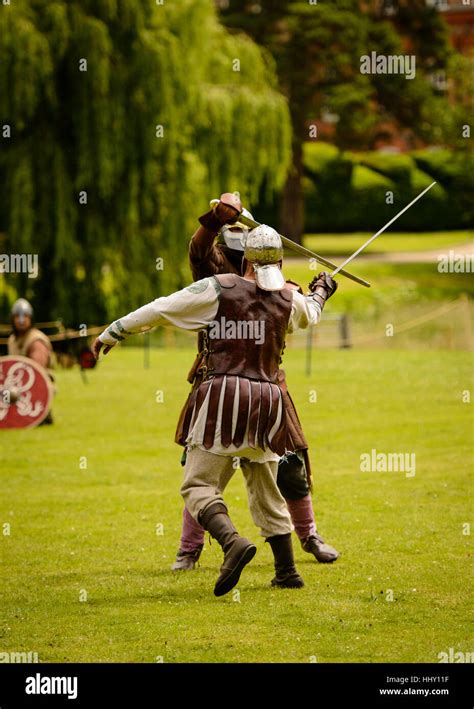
[{"x1": 181, "y1": 446, "x2": 293, "y2": 538}]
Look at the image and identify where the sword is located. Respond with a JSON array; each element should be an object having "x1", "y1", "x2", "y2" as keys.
[
  {"x1": 210, "y1": 199, "x2": 371, "y2": 288},
  {"x1": 331, "y1": 182, "x2": 437, "y2": 277}
]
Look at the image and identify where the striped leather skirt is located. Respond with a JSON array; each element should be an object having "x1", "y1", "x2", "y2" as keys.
[{"x1": 175, "y1": 374, "x2": 288, "y2": 456}]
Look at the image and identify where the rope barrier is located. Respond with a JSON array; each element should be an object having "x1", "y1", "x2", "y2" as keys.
[{"x1": 348, "y1": 299, "x2": 463, "y2": 347}]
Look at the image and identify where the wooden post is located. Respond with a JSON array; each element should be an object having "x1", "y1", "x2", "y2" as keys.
[
  {"x1": 144, "y1": 332, "x2": 150, "y2": 369},
  {"x1": 340, "y1": 314, "x2": 351, "y2": 349},
  {"x1": 460, "y1": 293, "x2": 473, "y2": 351}
]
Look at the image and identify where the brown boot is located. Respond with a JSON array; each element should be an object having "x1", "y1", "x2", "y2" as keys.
[
  {"x1": 200, "y1": 503, "x2": 256, "y2": 597},
  {"x1": 301, "y1": 533, "x2": 339, "y2": 563},
  {"x1": 267, "y1": 533, "x2": 304, "y2": 589}
]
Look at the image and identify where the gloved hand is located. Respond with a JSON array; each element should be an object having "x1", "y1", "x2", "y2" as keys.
[
  {"x1": 199, "y1": 193, "x2": 242, "y2": 231},
  {"x1": 308, "y1": 271, "x2": 338, "y2": 299},
  {"x1": 308, "y1": 271, "x2": 338, "y2": 311}
]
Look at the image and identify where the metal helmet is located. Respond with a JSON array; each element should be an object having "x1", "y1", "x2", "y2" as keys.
[
  {"x1": 11, "y1": 298, "x2": 34, "y2": 324},
  {"x1": 244, "y1": 225, "x2": 285, "y2": 292},
  {"x1": 217, "y1": 207, "x2": 254, "y2": 252}
]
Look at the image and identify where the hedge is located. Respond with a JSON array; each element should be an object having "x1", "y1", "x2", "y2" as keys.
[{"x1": 302, "y1": 142, "x2": 473, "y2": 232}]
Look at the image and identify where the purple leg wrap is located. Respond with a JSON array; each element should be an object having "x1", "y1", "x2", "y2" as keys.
[
  {"x1": 285, "y1": 494, "x2": 317, "y2": 540},
  {"x1": 180, "y1": 506, "x2": 205, "y2": 552}
]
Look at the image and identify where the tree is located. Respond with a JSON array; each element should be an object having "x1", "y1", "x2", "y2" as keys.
[
  {"x1": 0, "y1": 0, "x2": 291, "y2": 323},
  {"x1": 220, "y1": 0, "x2": 456, "y2": 242}
]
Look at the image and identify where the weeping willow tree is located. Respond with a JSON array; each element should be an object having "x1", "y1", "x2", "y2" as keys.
[{"x1": 0, "y1": 0, "x2": 291, "y2": 324}]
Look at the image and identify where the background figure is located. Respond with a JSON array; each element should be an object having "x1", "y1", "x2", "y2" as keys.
[{"x1": 8, "y1": 298, "x2": 55, "y2": 424}]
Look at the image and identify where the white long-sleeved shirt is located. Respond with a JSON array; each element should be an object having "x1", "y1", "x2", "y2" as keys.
[
  {"x1": 99, "y1": 276, "x2": 322, "y2": 461},
  {"x1": 99, "y1": 276, "x2": 321, "y2": 344}
]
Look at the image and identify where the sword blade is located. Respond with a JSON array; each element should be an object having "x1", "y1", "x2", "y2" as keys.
[
  {"x1": 236, "y1": 213, "x2": 371, "y2": 288},
  {"x1": 331, "y1": 182, "x2": 437, "y2": 277}
]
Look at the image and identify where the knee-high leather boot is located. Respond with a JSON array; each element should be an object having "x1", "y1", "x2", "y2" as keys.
[
  {"x1": 267, "y1": 533, "x2": 304, "y2": 589},
  {"x1": 200, "y1": 502, "x2": 256, "y2": 597}
]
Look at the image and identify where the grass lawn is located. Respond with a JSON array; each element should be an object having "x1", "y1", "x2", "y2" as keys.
[
  {"x1": 303, "y1": 231, "x2": 473, "y2": 256},
  {"x1": 1, "y1": 347, "x2": 472, "y2": 663}
]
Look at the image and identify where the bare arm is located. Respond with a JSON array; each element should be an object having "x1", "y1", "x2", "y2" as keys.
[{"x1": 27, "y1": 339, "x2": 50, "y2": 368}]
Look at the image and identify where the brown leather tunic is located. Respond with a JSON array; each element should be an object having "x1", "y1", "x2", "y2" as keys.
[
  {"x1": 176, "y1": 274, "x2": 293, "y2": 456},
  {"x1": 206, "y1": 275, "x2": 291, "y2": 383}
]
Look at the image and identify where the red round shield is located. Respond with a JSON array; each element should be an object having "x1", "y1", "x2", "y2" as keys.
[{"x1": 0, "y1": 355, "x2": 54, "y2": 429}]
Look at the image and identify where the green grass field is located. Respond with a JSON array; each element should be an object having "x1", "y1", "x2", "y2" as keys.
[{"x1": 1, "y1": 347, "x2": 472, "y2": 663}]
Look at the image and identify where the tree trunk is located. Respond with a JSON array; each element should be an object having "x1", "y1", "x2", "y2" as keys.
[{"x1": 279, "y1": 139, "x2": 304, "y2": 244}]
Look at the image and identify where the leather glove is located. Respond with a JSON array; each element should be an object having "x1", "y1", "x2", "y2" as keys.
[
  {"x1": 308, "y1": 271, "x2": 338, "y2": 309},
  {"x1": 198, "y1": 193, "x2": 242, "y2": 231}
]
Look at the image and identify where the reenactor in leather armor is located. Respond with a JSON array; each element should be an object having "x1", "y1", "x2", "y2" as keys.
[{"x1": 171, "y1": 194, "x2": 339, "y2": 571}]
